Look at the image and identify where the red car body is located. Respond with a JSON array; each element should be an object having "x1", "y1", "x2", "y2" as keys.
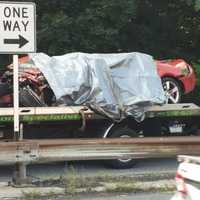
[{"x1": 156, "y1": 59, "x2": 196, "y2": 95}]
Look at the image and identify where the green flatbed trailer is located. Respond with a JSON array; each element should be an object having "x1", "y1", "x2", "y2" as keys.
[{"x1": 0, "y1": 103, "x2": 200, "y2": 168}]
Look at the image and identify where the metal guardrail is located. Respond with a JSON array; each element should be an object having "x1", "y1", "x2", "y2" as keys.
[
  {"x1": 0, "y1": 136, "x2": 199, "y2": 185},
  {"x1": 1, "y1": 136, "x2": 200, "y2": 165}
]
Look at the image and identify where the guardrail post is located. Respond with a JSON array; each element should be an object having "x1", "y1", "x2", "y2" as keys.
[
  {"x1": 13, "y1": 163, "x2": 28, "y2": 185},
  {"x1": 12, "y1": 123, "x2": 29, "y2": 186}
]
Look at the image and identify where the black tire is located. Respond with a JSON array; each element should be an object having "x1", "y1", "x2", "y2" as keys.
[
  {"x1": 106, "y1": 127, "x2": 138, "y2": 169},
  {"x1": 162, "y1": 77, "x2": 182, "y2": 104}
]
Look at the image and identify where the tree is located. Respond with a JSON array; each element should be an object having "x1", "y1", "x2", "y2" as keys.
[
  {"x1": 1, "y1": 0, "x2": 200, "y2": 61},
  {"x1": 35, "y1": 0, "x2": 137, "y2": 55},
  {"x1": 124, "y1": 0, "x2": 200, "y2": 61}
]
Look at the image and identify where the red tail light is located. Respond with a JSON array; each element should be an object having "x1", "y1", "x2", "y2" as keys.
[{"x1": 175, "y1": 172, "x2": 187, "y2": 195}]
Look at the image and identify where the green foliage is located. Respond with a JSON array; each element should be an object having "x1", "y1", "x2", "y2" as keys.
[
  {"x1": 0, "y1": 55, "x2": 11, "y2": 70},
  {"x1": 35, "y1": 0, "x2": 137, "y2": 54},
  {"x1": 126, "y1": 0, "x2": 200, "y2": 61},
  {"x1": 184, "y1": 62, "x2": 200, "y2": 105},
  {"x1": 1, "y1": 0, "x2": 199, "y2": 60}
]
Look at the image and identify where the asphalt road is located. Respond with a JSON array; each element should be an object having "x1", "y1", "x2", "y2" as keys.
[
  {"x1": 36, "y1": 192, "x2": 173, "y2": 200},
  {"x1": 0, "y1": 158, "x2": 178, "y2": 200},
  {"x1": 71, "y1": 193, "x2": 173, "y2": 200},
  {"x1": 0, "y1": 157, "x2": 178, "y2": 182}
]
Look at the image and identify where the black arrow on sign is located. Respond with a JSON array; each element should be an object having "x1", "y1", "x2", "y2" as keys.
[{"x1": 4, "y1": 35, "x2": 29, "y2": 48}]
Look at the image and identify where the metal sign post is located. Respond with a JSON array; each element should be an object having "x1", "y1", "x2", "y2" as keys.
[{"x1": 13, "y1": 55, "x2": 19, "y2": 140}]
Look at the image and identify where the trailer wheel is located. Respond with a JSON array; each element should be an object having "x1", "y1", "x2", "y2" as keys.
[{"x1": 106, "y1": 127, "x2": 137, "y2": 169}]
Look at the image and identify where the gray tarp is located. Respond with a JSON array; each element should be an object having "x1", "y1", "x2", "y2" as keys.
[{"x1": 29, "y1": 52, "x2": 166, "y2": 121}]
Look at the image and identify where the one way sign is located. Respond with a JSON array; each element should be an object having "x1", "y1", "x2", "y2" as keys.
[{"x1": 0, "y1": 2, "x2": 36, "y2": 54}]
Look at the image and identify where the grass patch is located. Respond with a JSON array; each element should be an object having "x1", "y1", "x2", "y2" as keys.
[
  {"x1": 62, "y1": 165, "x2": 77, "y2": 195},
  {"x1": 21, "y1": 191, "x2": 43, "y2": 200},
  {"x1": 61, "y1": 168, "x2": 175, "y2": 195},
  {"x1": 61, "y1": 166, "x2": 108, "y2": 194},
  {"x1": 105, "y1": 182, "x2": 138, "y2": 193},
  {"x1": 105, "y1": 181, "x2": 175, "y2": 194},
  {"x1": 21, "y1": 168, "x2": 175, "y2": 198},
  {"x1": 21, "y1": 190, "x2": 60, "y2": 200}
]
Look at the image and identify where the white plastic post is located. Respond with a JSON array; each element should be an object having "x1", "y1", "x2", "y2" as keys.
[{"x1": 13, "y1": 55, "x2": 19, "y2": 139}]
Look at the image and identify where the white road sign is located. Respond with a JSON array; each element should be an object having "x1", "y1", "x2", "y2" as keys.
[{"x1": 0, "y1": 2, "x2": 36, "y2": 53}]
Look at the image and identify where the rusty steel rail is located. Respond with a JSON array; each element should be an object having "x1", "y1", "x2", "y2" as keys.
[{"x1": 0, "y1": 136, "x2": 200, "y2": 165}]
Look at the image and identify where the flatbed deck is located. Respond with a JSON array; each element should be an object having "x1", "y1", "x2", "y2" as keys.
[{"x1": 0, "y1": 103, "x2": 199, "y2": 123}]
